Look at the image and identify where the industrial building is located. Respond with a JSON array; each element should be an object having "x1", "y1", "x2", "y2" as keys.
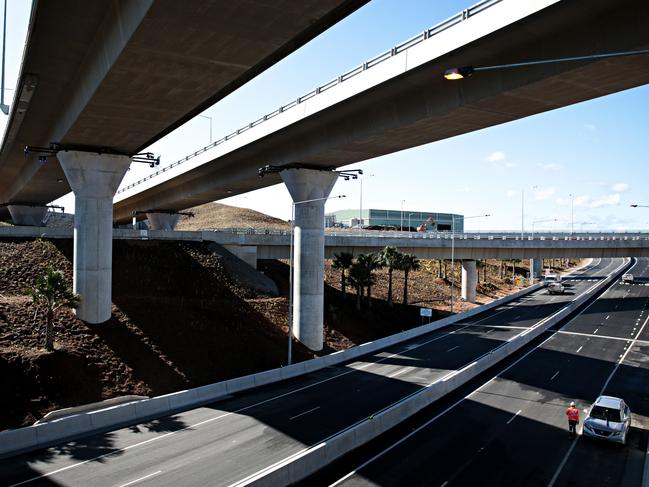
[{"x1": 326, "y1": 209, "x2": 464, "y2": 232}]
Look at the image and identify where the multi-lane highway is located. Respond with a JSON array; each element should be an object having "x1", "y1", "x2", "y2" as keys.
[
  {"x1": 322, "y1": 258, "x2": 649, "y2": 487},
  {"x1": 0, "y1": 258, "x2": 625, "y2": 487}
]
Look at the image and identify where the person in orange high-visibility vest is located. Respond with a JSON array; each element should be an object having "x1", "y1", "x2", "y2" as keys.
[{"x1": 566, "y1": 401, "x2": 580, "y2": 438}]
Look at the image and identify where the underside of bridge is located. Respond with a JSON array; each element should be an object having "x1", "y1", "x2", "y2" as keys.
[
  {"x1": 112, "y1": 0, "x2": 649, "y2": 223},
  {"x1": 0, "y1": 0, "x2": 369, "y2": 215}
]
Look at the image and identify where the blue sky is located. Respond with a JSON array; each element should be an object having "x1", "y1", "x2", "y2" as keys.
[{"x1": 2, "y1": 0, "x2": 648, "y2": 231}]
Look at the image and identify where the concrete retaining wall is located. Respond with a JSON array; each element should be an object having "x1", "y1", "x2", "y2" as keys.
[
  {"x1": 236, "y1": 258, "x2": 629, "y2": 486},
  {"x1": 0, "y1": 270, "x2": 554, "y2": 458}
]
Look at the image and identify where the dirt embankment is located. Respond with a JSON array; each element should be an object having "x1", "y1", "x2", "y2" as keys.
[{"x1": 0, "y1": 233, "x2": 581, "y2": 432}]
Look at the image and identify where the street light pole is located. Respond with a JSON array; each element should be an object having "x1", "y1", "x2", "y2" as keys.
[
  {"x1": 400, "y1": 200, "x2": 405, "y2": 231},
  {"x1": 198, "y1": 115, "x2": 213, "y2": 143},
  {"x1": 444, "y1": 48, "x2": 649, "y2": 80},
  {"x1": 287, "y1": 194, "x2": 346, "y2": 365},
  {"x1": 408, "y1": 212, "x2": 416, "y2": 231},
  {"x1": 569, "y1": 193, "x2": 575, "y2": 236}
]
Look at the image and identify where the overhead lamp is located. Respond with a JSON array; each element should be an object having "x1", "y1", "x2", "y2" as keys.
[
  {"x1": 444, "y1": 66, "x2": 474, "y2": 80},
  {"x1": 444, "y1": 48, "x2": 649, "y2": 81}
]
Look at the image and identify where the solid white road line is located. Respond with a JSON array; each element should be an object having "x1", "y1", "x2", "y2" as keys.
[
  {"x1": 506, "y1": 410, "x2": 522, "y2": 425},
  {"x1": 547, "y1": 292, "x2": 649, "y2": 487},
  {"x1": 557, "y1": 330, "x2": 649, "y2": 346},
  {"x1": 447, "y1": 346, "x2": 460, "y2": 352},
  {"x1": 329, "y1": 259, "x2": 627, "y2": 487},
  {"x1": 289, "y1": 406, "x2": 321, "y2": 421},
  {"x1": 118, "y1": 471, "x2": 162, "y2": 487},
  {"x1": 10, "y1": 259, "x2": 615, "y2": 487}
]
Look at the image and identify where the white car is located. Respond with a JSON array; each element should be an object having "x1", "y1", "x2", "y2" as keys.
[
  {"x1": 582, "y1": 396, "x2": 631, "y2": 445},
  {"x1": 622, "y1": 273, "x2": 634, "y2": 283},
  {"x1": 547, "y1": 282, "x2": 565, "y2": 295},
  {"x1": 543, "y1": 274, "x2": 562, "y2": 285}
]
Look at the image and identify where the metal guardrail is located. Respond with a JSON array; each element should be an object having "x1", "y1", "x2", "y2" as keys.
[
  {"x1": 116, "y1": 0, "x2": 503, "y2": 195},
  {"x1": 205, "y1": 227, "x2": 649, "y2": 241}
]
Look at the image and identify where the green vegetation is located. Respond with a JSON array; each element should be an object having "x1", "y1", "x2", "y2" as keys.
[
  {"x1": 23, "y1": 268, "x2": 80, "y2": 352},
  {"x1": 332, "y1": 252, "x2": 354, "y2": 300},
  {"x1": 334, "y1": 247, "x2": 420, "y2": 311}
]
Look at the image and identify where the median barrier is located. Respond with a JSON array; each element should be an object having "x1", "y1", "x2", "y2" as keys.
[
  {"x1": 0, "y1": 262, "x2": 586, "y2": 458},
  {"x1": 239, "y1": 258, "x2": 629, "y2": 486}
]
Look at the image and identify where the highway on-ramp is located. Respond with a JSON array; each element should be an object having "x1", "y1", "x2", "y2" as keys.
[
  {"x1": 324, "y1": 258, "x2": 649, "y2": 487},
  {"x1": 0, "y1": 258, "x2": 624, "y2": 487}
]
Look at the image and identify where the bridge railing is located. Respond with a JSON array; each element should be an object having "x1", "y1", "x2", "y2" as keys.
[
  {"x1": 116, "y1": 0, "x2": 504, "y2": 195},
  {"x1": 202, "y1": 227, "x2": 649, "y2": 242}
]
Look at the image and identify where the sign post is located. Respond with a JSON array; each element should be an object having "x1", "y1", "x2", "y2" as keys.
[{"x1": 420, "y1": 307, "x2": 433, "y2": 324}]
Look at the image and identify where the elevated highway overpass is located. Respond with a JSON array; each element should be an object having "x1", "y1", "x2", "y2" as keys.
[
  {"x1": 4, "y1": 224, "x2": 648, "y2": 303},
  {"x1": 3, "y1": 0, "x2": 648, "y2": 350},
  {"x1": 113, "y1": 0, "x2": 649, "y2": 220},
  {"x1": 0, "y1": 0, "x2": 367, "y2": 326},
  {"x1": 107, "y1": 0, "x2": 649, "y2": 350}
]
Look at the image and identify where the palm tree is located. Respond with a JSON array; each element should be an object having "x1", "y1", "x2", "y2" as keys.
[
  {"x1": 380, "y1": 246, "x2": 402, "y2": 307},
  {"x1": 397, "y1": 253, "x2": 420, "y2": 305},
  {"x1": 357, "y1": 253, "x2": 382, "y2": 308},
  {"x1": 24, "y1": 268, "x2": 80, "y2": 352},
  {"x1": 332, "y1": 252, "x2": 354, "y2": 299},
  {"x1": 348, "y1": 262, "x2": 373, "y2": 311}
]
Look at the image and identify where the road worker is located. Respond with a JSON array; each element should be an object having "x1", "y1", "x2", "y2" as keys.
[{"x1": 566, "y1": 401, "x2": 580, "y2": 438}]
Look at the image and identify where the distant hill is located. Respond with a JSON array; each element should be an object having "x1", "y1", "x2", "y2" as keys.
[{"x1": 176, "y1": 202, "x2": 289, "y2": 231}]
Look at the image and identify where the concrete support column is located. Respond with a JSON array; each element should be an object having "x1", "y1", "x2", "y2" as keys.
[
  {"x1": 146, "y1": 212, "x2": 180, "y2": 231},
  {"x1": 461, "y1": 259, "x2": 477, "y2": 303},
  {"x1": 530, "y1": 258, "x2": 543, "y2": 278},
  {"x1": 58, "y1": 151, "x2": 131, "y2": 324},
  {"x1": 7, "y1": 205, "x2": 48, "y2": 226},
  {"x1": 281, "y1": 168, "x2": 338, "y2": 351}
]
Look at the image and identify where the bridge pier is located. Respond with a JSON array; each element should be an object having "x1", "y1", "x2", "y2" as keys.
[
  {"x1": 461, "y1": 259, "x2": 477, "y2": 303},
  {"x1": 7, "y1": 204, "x2": 48, "y2": 226},
  {"x1": 281, "y1": 168, "x2": 338, "y2": 351},
  {"x1": 530, "y1": 258, "x2": 543, "y2": 278},
  {"x1": 146, "y1": 212, "x2": 180, "y2": 230},
  {"x1": 58, "y1": 151, "x2": 131, "y2": 324}
]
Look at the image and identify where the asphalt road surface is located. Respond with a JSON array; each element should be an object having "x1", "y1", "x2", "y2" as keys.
[
  {"x1": 0, "y1": 258, "x2": 624, "y2": 487},
  {"x1": 326, "y1": 258, "x2": 649, "y2": 487}
]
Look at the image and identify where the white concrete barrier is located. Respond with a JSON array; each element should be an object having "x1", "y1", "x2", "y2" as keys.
[{"x1": 0, "y1": 261, "x2": 588, "y2": 458}]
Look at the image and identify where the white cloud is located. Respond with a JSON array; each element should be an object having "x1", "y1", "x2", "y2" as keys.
[
  {"x1": 584, "y1": 123, "x2": 597, "y2": 132},
  {"x1": 534, "y1": 187, "x2": 557, "y2": 201},
  {"x1": 506, "y1": 190, "x2": 517, "y2": 198},
  {"x1": 536, "y1": 162, "x2": 562, "y2": 172},
  {"x1": 612, "y1": 183, "x2": 629, "y2": 193},
  {"x1": 487, "y1": 151, "x2": 505, "y2": 162},
  {"x1": 504, "y1": 161, "x2": 517, "y2": 168},
  {"x1": 564, "y1": 193, "x2": 621, "y2": 209}
]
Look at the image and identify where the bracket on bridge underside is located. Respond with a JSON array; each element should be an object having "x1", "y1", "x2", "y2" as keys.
[
  {"x1": 258, "y1": 163, "x2": 363, "y2": 181},
  {"x1": 133, "y1": 209, "x2": 195, "y2": 218},
  {"x1": 24, "y1": 143, "x2": 161, "y2": 167}
]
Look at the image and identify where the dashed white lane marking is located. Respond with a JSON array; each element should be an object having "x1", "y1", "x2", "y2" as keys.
[
  {"x1": 605, "y1": 315, "x2": 610, "y2": 320},
  {"x1": 440, "y1": 482, "x2": 449, "y2": 487},
  {"x1": 576, "y1": 346, "x2": 583, "y2": 353},
  {"x1": 118, "y1": 471, "x2": 162, "y2": 487},
  {"x1": 550, "y1": 370, "x2": 560, "y2": 381},
  {"x1": 447, "y1": 346, "x2": 460, "y2": 353},
  {"x1": 593, "y1": 328, "x2": 599, "y2": 334},
  {"x1": 289, "y1": 406, "x2": 321, "y2": 421},
  {"x1": 387, "y1": 368, "x2": 409, "y2": 379},
  {"x1": 507, "y1": 410, "x2": 522, "y2": 425}
]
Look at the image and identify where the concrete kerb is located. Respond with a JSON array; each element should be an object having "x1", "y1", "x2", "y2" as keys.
[
  {"x1": 242, "y1": 259, "x2": 628, "y2": 486},
  {"x1": 0, "y1": 263, "x2": 579, "y2": 459}
]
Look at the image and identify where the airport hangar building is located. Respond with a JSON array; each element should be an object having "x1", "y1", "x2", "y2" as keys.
[{"x1": 326, "y1": 209, "x2": 464, "y2": 232}]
